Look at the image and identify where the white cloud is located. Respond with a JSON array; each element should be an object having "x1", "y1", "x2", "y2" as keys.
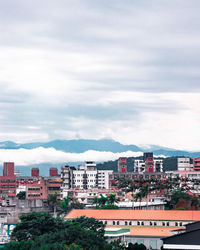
[
  {"x1": 0, "y1": 147, "x2": 146, "y2": 166},
  {"x1": 0, "y1": 0, "x2": 200, "y2": 151}
]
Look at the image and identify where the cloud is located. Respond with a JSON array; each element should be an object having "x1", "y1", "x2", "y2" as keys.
[
  {"x1": 0, "y1": 0, "x2": 200, "y2": 150},
  {"x1": 0, "y1": 147, "x2": 146, "y2": 166}
]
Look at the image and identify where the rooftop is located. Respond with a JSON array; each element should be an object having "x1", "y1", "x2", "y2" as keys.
[{"x1": 65, "y1": 209, "x2": 200, "y2": 221}]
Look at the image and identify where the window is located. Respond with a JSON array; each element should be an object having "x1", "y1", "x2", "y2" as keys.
[
  {"x1": 150, "y1": 240, "x2": 157, "y2": 249},
  {"x1": 104, "y1": 221, "x2": 107, "y2": 225},
  {"x1": 125, "y1": 221, "x2": 127, "y2": 225},
  {"x1": 129, "y1": 221, "x2": 132, "y2": 226},
  {"x1": 150, "y1": 222, "x2": 152, "y2": 226},
  {"x1": 154, "y1": 222, "x2": 157, "y2": 226},
  {"x1": 162, "y1": 222, "x2": 165, "y2": 226},
  {"x1": 137, "y1": 239, "x2": 144, "y2": 244},
  {"x1": 167, "y1": 222, "x2": 169, "y2": 226},
  {"x1": 117, "y1": 221, "x2": 119, "y2": 225},
  {"x1": 180, "y1": 222, "x2": 182, "y2": 226},
  {"x1": 141, "y1": 222, "x2": 144, "y2": 226},
  {"x1": 137, "y1": 221, "x2": 140, "y2": 226},
  {"x1": 113, "y1": 221, "x2": 115, "y2": 225},
  {"x1": 175, "y1": 222, "x2": 178, "y2": 226}
]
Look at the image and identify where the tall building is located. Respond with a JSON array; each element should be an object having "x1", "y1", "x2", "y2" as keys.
[
  {"x1": 118, "y1": 157, "x2": 127, "y2": 173},
  {"x1": 144, "y1": 152, "x2": 154, "y2": 173},
  {"x1": 0, "y1": 162, "x2": 16, "y2": 202},
  {"x1": 60, "y1": 162, "x2": 113, "y2": 199}
]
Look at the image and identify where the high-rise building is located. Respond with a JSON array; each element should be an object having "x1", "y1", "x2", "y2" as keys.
[
  {"x1": 144, "y1": 152, "x2": 154, "y2": 173},
  {"x1": 118, "y1": 157, "x2": 127, "y2": 173}
]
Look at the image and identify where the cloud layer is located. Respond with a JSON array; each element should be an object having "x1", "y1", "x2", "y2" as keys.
[
  {"x1": 0, "y1": 147, "x2": 145, "y2": 166},
  {"x1": 0, "y1": 1, "x2": 200, "y2": 150}
]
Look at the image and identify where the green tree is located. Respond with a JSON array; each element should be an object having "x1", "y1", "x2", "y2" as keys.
[
  {"x1": 127, "y1": 242, "x2": 146, "y2": 250},
  {"x1": 48, "y1": 192, "x2": 59, "y2": 217},
  {"x1": 107, "y1": 194, "x2": 118, "y2": 205},
  {"x1": 16, "y1": 191, "x2": 26, "y2": 200},
  {"x1": 5, "y1": 213, "x2": 108, "y2": 250},
  {"x1": 11, "y1": 212, "x2": 65, "y2": 241}
]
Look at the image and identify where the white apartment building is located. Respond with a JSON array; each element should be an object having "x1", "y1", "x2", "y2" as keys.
[
  {"x1": 177, "y1": 157, "x2": 193, "y2": 171},
  {"x1": 97, "y1": 170, "x2": 113, "y2": 189},
  {"x1": 60, "y1": 161, "x2": 113, "y2": 199}
]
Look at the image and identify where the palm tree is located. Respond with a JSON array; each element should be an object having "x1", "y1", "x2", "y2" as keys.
[
  {"x1": 108, "y1": 194, "x2": 119, "y2": 205},
  {"x1": 48, "y1": 192, "x2": 59, "y2": 217},
  {"x1": 135, "y1": 191, "x2": 143, "y2": 210}
]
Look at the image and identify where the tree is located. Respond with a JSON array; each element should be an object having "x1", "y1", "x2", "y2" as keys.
[
  {"x1": 16, "y1": 191, "x2": 26, "y2": 200},
  {"x1": 58, "y1": 197, "x2": 71, "y2": 214},
  {"x1": 127, "y1": 242, "x2": 146, "y2": 250},
  {"x1": 107, "y1": 194, "x2": 118, "y2": 205},
  {"x1": 5, "y1": 213, "x2": 108, "y2": 250},
  {"x1": 48, "y1": 192, "x2": 59, "y2": 217},
  {"x1": 135, "y1": 191, "x2": 143, "y2": 209},
  {"x1": 11, "y1": 212, "x2": 65, "y2": 241}
]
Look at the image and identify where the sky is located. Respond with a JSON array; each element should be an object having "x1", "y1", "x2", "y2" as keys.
[{"x1": 1, "y1": 0, "x2": 200, "y2": 153}]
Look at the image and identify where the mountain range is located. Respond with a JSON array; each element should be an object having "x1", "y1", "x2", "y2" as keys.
[{"x1": 0, "y1": 139, "x2": 199, "y2": 157}]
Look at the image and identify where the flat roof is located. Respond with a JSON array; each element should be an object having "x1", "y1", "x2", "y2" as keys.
[{"x1": 65, "y1": 209, "x2": 200, "y2": 221}]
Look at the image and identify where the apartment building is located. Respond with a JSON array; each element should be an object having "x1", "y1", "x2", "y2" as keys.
[
  {"x1": 60, "y1": 161, "x2": 113, "y2": 199},
  {"x1": 0, "y1": 163, "x2": 17, "y2": 202},
  {"x1": 134, "y1": 153, "x2": 163, "y2": 173},
  {"x1": 17, "y1": 167, "x2": 62, "y2": 199},
  {"x1": 177, "y1": 157, "x2": 193, "y2": 171}
]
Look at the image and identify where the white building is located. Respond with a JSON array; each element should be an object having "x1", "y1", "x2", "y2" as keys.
[
  {"x1": 177, "y1": 157, "x2": 193, "y2": 171},
  {"x1": 60, "y1": 161, "x2": 113, "y2": 199}
]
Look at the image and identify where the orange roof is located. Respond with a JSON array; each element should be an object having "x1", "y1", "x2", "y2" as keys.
[
  {"x1": 65, "y1": 209, "x2": 200, "y2": 221},
  {"x1": 106, "y1": 226, "x2": 181, "y2": 237}
]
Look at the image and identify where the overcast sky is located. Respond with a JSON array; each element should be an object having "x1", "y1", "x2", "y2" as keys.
[{"x1": 1, "y1": 0, "x2": 200, "y2": 151}]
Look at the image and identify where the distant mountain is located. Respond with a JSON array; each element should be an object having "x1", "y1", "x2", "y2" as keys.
[{"x1": 0, "y1": 139, "x2": 199, "y2": 157}]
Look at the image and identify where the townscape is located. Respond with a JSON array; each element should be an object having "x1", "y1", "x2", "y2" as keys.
[{"x1": 1, "y1": 153, "x2": 200, "y2": 249}]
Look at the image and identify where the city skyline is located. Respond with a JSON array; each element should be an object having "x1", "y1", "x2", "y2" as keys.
[{"x1": 0, "y1": 1, "x2": 200, "y2": 152}]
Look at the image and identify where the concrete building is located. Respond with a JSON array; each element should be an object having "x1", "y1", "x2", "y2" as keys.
[
  {"x1": 0, "y1": 163, "x2": 17, "y2": 203},
  {"x1": 177, "y1": 157, "x2": 193, "y2": 171},
  {"x1": 60, "y1": 162, "x2": 113, "y2": 199},
  {"x1": 97, "y1": 170, "x2": 113, "y2": 189},
  {"x1": 134, "y1": 153, "x2": 163, "y2": 173}
]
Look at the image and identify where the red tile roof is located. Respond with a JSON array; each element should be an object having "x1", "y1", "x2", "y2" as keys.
[{"x1": 65, "y1": 209, "x2": 200, "y2": 221}]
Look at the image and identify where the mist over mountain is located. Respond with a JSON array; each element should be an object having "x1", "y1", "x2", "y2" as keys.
[
  {"x1": 0, "y1": 139, "x2": 199, "y2": 157},
  {"x1": 0, "y1": 139, "x2": 199, "y2": 176}
]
